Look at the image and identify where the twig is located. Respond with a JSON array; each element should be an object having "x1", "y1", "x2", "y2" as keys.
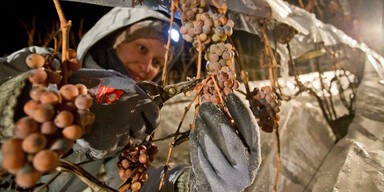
[
  {"x1": 33, "y1": 172, "x2": 62, "y2": 192},
  {"x1": 194, "y1": 36, "x2": 203, "y2": 130},
  {"x1": 161, "y1": 0, "x2": 176, "y2": 85},
  {"x1": 53, "y1": 0, "x2": 72, "y2": 85},
  {"x1": 236, "y1": 89, "x2": 247, "y2": 96},
  {"x1": 229, "y1": 37, "x2": 251, "y2": 99},
  {"x1": 298, "y1": 0, "x2": 305, "y2": 8},
  {"x1": 158, "y1": 76, "x2": 211, "y2": 191},
  {"x1": 312, "y1": 0, "x2": 324, "y2": 20},
  {"x1": 260, "y1": 24, "x2": 278, "y2": 89},
  {"x1": 196, "y1": 36, "x2": 202, "y2": 78},
  {"x1": 152, "y1": 130, "x2": 190, "y2": 143},
  {"x1": 211, "y1": 75, "x2": 225, "y2": 105},
  {"x1": 287, "y1": 43, "x2": 299, "y2": 82},
  {"x1": 78, "y1": 18, "x2": 85, "y2": 40},
  {"x1": 315, "y1": 56, "x2": 334, "y2": 121},
  {"x1": 58, "y1": 159, "x2": 117, "y2": 192},
  {"x1": 174, "y1": 130, "x2": 191, "y2": 146},
  {"x1": 272, "y1": 128, "x2": 281, "y2": 192},
  {"x1": 181, "y1": 51, "x2": 198, "y2": 81}
]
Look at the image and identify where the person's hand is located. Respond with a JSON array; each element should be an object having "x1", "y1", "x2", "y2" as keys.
[
  {"x1": 189, "y1": 93, "x2": 261, "y2": 192},
  {"x1": 68, "y1": 69, "x2": 160, "y2": 159}
]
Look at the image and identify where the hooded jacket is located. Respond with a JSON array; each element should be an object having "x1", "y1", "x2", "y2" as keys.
[
  {"x1": 0, "y1": 7, "x2": 183, "y2": 142},
  {"x1": 77, "y1": 7, "x2": 183, "y2": 82}
]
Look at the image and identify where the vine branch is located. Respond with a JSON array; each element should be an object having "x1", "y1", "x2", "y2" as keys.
[{"x1": 53, "y1": 0, "x2": 72, "y2": 85}]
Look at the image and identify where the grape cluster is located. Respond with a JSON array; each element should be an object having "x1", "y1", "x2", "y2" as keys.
[
  {"x1": 179, "y1": 0, "x2": 234, "y2": 50},
  {"x1": 117, "y1": 140, "x2": 158, "y2": 192},
  {"x1": 179, "y1": 0, "x2": 239, "y2": 104},
  {"x1": 1, "y1": 51, "x2": 95, "y2": 189},
  {"x1": 200, "y1": 42, "x2": 239, "y2": 104},
  {"x1": 272, "y1": 23, "x2": 298, "y2": 44},
  {"x1": 249, "y1": 86, "x2": 281, "y2": 132}
]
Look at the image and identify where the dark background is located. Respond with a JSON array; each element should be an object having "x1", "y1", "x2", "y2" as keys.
[{"x1": 0, "y1": 0, "x2": 112, "y2": 56}]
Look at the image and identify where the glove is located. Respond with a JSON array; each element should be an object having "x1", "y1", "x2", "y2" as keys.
[
  {"x1": 68, "y1": 69, "x2": 160, "y2": 159},
  {"x1": 189, "y1": 93, "x2": 261, "y2": 192}
]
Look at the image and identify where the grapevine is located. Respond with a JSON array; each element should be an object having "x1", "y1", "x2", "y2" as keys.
[
  {"x1": 0, "y1": 0, "x2": 96, "y2": 189},
  {"x1": 1, "y1": 51, "x2": 96, "y2": 189},
  {"x1": 117, "y1": 140, "x2": 159, "y2": 192}
]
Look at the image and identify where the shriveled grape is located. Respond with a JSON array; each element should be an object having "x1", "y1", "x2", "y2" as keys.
[
  {"x1": 14, "y1": 117, "x2": 39, "y2": 139},
  {"x1": 33, "y1": 150, "x2": 59, "y2": 172},
  {"x1": 74, "y1": 94, "x2": 93, "y2": 110},
  {"x1": 59, "y1": 84, "x2": 79, "y2": 101},
  {"x1": 54, "y1": 110, "x2": 74, "y2": 128},
  {"x1": 40, "y1": 121, "x2": 57, "y2": 135},
  {"x1": 23, "y1": 100, "x2": 39, "y2": 116},
  {"x1": 25, "y1": 54, "x2": 45, "y2": 69},
  {"x1": 29, "y1": 86, "x2": 46, "y2": 101},
  {"x1": 40, "y1": 91, "x2": 59, "y2": 105},
  {"x1": 29, "y1": 68, "x2": 48, "y2": 85},
  {"x1": 62, "y1": 125, "x2": 83, "y2": 140},
  {"x1": 22, "y1": 133, "x2": 47, "y2": 154},
  {"x1": 16, "y1": 165, "x2": 42, "y2": 189},
  {"x1": 31, "y1": 103, "x2": 55, "y2": 123}
]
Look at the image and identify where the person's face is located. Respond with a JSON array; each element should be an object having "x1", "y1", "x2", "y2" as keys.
[{"x1": 115, "y1": 38, "x2": 166, "y2": 82}]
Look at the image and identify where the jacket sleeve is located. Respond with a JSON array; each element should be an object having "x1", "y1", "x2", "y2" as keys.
[{"x1": 0, "y1": 46, "x2": 54, "y2": 84}]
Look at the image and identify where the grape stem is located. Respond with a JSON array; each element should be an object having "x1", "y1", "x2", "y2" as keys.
[
  {"x1": 211, "y1": 75, "x2": 224, "y2": 105},
  {"x1": 53, "y1": 0, "x2": 72, "y2": 85},
  {"x1": 260, "y1": 23, "x2": 278, "y2": 89},
  {"x1": 158, "y1": 76, "x2": 211, "y2": 191},
  {"x1": 161, "y1": 0, "x2": 177, "y2": 85},
  {"x1": 57, "y1": 159, "x2": 117, "y2": 192},
  {"x1": 272, "y1": 128, "x2": 281, "y2": 192},
  {"x1": 229, "y1": 37, "x2": 251, "y2": 99}
]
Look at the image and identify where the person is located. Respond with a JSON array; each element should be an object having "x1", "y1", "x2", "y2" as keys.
[{"x1": 0, "y1": 6, "x2": 261, "y2": 192}]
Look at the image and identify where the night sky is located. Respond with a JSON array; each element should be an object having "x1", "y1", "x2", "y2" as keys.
[{"x1": 0, "y1": 0, "x2": 112, "y2": 56}]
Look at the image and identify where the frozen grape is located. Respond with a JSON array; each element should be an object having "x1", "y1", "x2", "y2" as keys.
[
  {"x1": 208, "y1": 53, "x2": 219, "y2": 62},
  {"x1": 32, "y1": 103, "x2": 55, "y2": 123},
  {"x1": 59, "y1": 101, "x2": 77, "y2": 111},
  {"x1": 226, "y1": 19, "x2": 234, "y2": 28},
  {"x1": 23, "y1": 100, "x2": 39, "y2": 116},
  {"x1": 74, "y1": 94, "x2": 93, "y2": 110},
  {"x1": 76, "y1": 109, "x2": 95, "y2": 127},
  {"x1": 29, "y1": 68, "x2": 48, "y2": 85},
  {"x1": 14, "y1": 117, "x2": 39, "y2": 139},
  {"x1": 54, "y1": 110, "x2": 74, "y2": 128},
  {"x1": 25, "y1": 54, "x2": 45, "y2": 69},
  {"x1": 33, "y1": 150, "x2": 59, "y2": 172},
  {"x1": 202, "y1": 25, "x2": 211, "y2": 34},
  {"x1": 68, "y1": 58, "x2": 81, "y2": 71},
  {"x1": 59, "y1": 84, "x2": 80, "y2": 101},
  {"x1": 199, "y1": 33, "x2": 208, "y2": 41},
  {"x1": 30, "y1": 86, "x2": 46, "y2": 101},
  {"x1": 22, "y1": 133, "x2": 47, "y2": 154},
  {"x1": 75, "y1": 84, "x2": 88, "y2": 95},
  {"x1": 62, "y1": 125, "x2": 83, "y2": 140},
  {"x1": 40, "y1": 91, "x2": 59, "y2": 105},
  {"x1": 1, "y1": 144, "x2": 25, "y2": 173},
  {"x1": 16, "y1": 165, "x2": 42, "y2": 189},
  {"x1": 212, "y1": 34, "x2": 221, "y2": 42},
  {"x1": 67, "y1": 48, "x2": 77, "y2": 59},
  {"x1": 47, "y1": 71, "x2": 62, "y2": 84},
  {"x1": 40, "y1": 121, "x2": 57, "y2": 135}
]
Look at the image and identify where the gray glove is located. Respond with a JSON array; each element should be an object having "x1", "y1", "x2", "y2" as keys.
[
  {"x1": 190, "y1": 93, "x2": 261, "y2": 192},
  {"x1": 68, "y1": 69, "x2": 160, "y2": 159}
]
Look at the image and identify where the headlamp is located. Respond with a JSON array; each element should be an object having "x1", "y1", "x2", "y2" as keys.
[{"x1": 169, "y1": 27, "x2": 180, "y2": 42}]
